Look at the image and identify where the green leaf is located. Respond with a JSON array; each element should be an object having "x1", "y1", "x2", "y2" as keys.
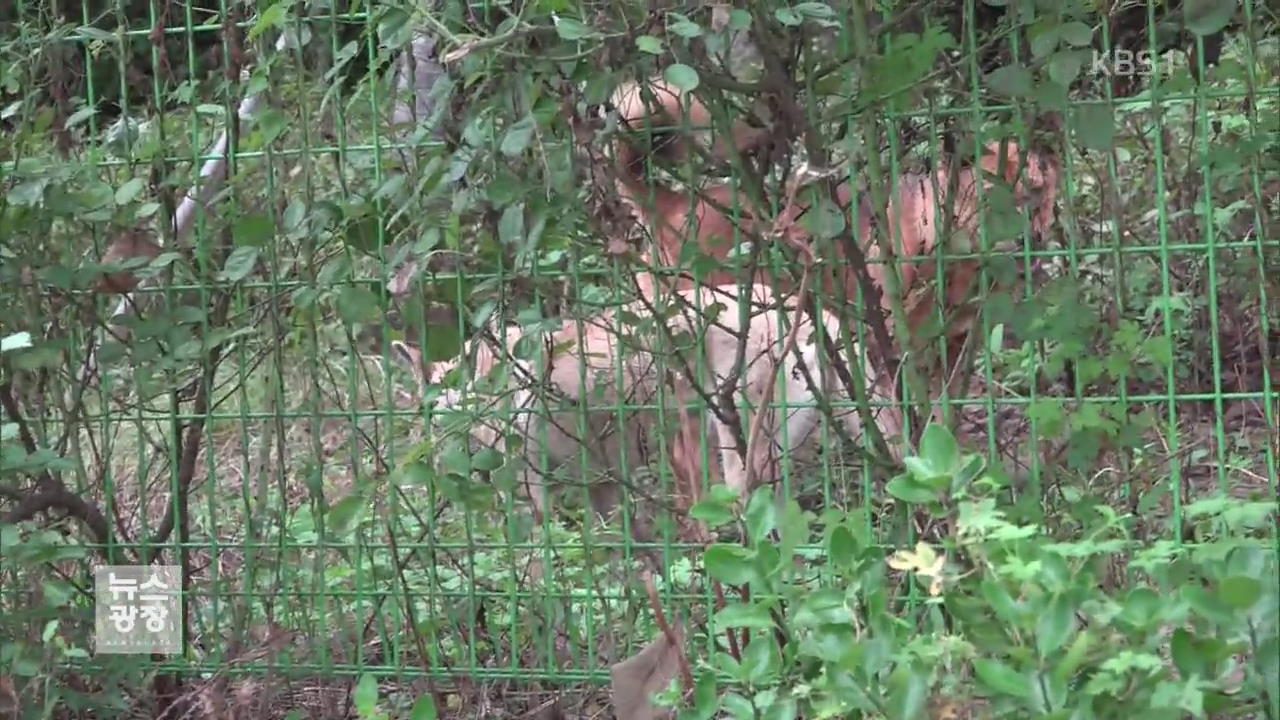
[
  {"x1": 793, "y1": 588, "x2": 853, "y2": 627},
  {"x1": 704, "y1": 544, "x2": 758, "y2": 585},
  {"x1": 217, "y1": 246, "x2": 260, "y2": 282},
  {"x1": 761, "y1": 696, "x2": 798, "y2": 720},
  {"x1": 635, "y1": 35, "x2": 664, "y2": 54},
  {"x1": 1183, "y1": 585, "x2": 1236, "y2": 625},
  {"x1": 470, "y1": 448, "x2": 505, "y2": 472},
  {"x1": 249, "y1": 2, "x2": 288, "y2": 42},
  {"x1": 690, "y1": 496, "x2": 736, "y2": 527},
  {"x1": 423, "y1": 322, "x2": 464, "y2": 362},
  {"x1": 828, "y1": 525, "x2": 857, "y2": 567},
  {"x1": 337, "y1": 285, "x2": 380, "y2": 325},
  {"x1": 919, "y1": 423, "x2": 959, "y2": 473},
  {"x1": 114, "y1": 177, "x2": 145, "y2": 205},
  {"x1": 233, "y1": 211, "x2": 275, "y2": 246},
  {"x1": 1183, "y1": 0, "x2": 1238, "y2": 36},
  {"x1": 500, "y1": 116, "x2": 536, "y2": 156},
  {"x1": 496, "y1": 204, "x2": 526, "y2": 248},
  {"x1": 885, "y1": 663, "x2": 929, "y2": 720},
  {"x1": 886, "y1": 474, "x2": 938, "y2": 504},
  {"x1": 1030, "y1": 26, "x2": 1060, "y2": 59},
  {"x1": 410, "y1": 694, "x2": 438, "y2": 720},
  {"x1": 1072, "y1": 103, "x2": 1115, "y2": 150},
  {"x1": 1060, "y1": 21, "x2": 1094, "y2": 47},
  {"x1": 743, "y1": 487, "x2": 776, "y2": 546},
  {"x1": 986, "y1": 64, "x2": 1034, "y2": 98},
  {"x1": 803, "y1": 198, "x2": 846, "y2": 240},
  {"x1": 1170, "y1": 628, "x2": 1205, "y2": 678},
  {"x1": 1048, "y1": 50, "x2": 1085, "y2": 87},
  {"x1": 775, "y1": 7, "x2": 802, "y2": 26},
  {"x1": 553, "y1": 16, "x2": 595, "y2": 41},
  {"x1": 1036, "y1": 593, "x2": 1074, "y2": 659},
  {"x1": 1218, "y1": 575, "x2": 1262, "y2": 610},
  {"x1": 668, "y1": 15, "x2": 703, "y2": 38},
  {"x1": 715, "y1": 602, "x2": 774, "y2": 630},
  {"x1": 353, "y1": 673, "x2": 378, "y2": 716},
  {"x1": 1121, "y1": 586, "x2": 1161, "y2": 629},
  {"x1": 327, "y1": 493, "x2": 368, "y2": 536},
  {"x1": 974, "y1": 658, "x2": 1031, "y2": 698},
  {"x1": 663, "y1": 63, "x2": 700, "y2": 92},
  {"x1": 739, "y1": 634, "x2": 779, "y2": 685}
]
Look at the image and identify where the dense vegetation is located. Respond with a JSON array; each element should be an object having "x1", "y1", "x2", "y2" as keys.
[{"x1": 1, "y1": 0, "x2": 1276, "y2": 718}]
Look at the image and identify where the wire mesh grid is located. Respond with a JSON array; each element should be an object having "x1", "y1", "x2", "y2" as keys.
[{"x1": 0, "y1": 1, "x2": 1276, "y2": 718}]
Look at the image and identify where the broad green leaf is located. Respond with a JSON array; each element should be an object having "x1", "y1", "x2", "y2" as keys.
[
  {"x1": 739, "y1": 633, "x2": 779, "y2": 685},
  {"x1": 233, "y1": 211, "x2": 275, "y2": 246},
  {"x1": 919, "y1": 423, "x2": 959, "y2": 473},
  {"x1": 762, "y1": 696, "x2": 798, "y2": 720},
  {"x1": 352, "y1": 673, "x2": 378, "y2": 716},
  {"x1": 828, "y1": 525, "x2": 858, "y2": 567},
  {"x1": 775, "y1": 8, "x2": 802, "y2": 26},
  {"x1": 743, "y1": 487, "x2": 777, "y2": 546},
  {"x1": 410, "y1": 694, "x2": 438, "y2": 720},
  {"x1": 1184, "y1": 0, "x2": 1238, "y2": 36},
  {"x1": 1218, "y1": 575, "x2": 1262, "y2": 609},
  {"x1": 1030, "y1": 26, "x2": 1060, "y2": 59},
  {"x1": 423, "y1": 322, "x2": 464, "y2": 362},
  {"x1": 217, "y1": 246, "x2": 260, "y2": 282},
  {"x1": 470, "y1": 448, "x2": 505, "y2": 472},
  {"x1": 1072, "y1": 103, "x2": 1115, "y2": 150},
  {"x1": 553, "y1": 16, "x2": 595, "y2": 41},
  {"x1": 886, "y1": 474, "x2": 938, "y2": 504},
  {"x1": 1170, "y1": 628, "x2": 1205, "y2": 678},
  {"x1": 1060, "y1": 21, "x2": 1094, "y2": 46},
  {"x1": 986, "y1": 64, "x2": 1034, "y2": 97},
  {"x1": 792, "y1": 588, "x2": 853, "y2": 627},
  {"x1": 635, "y1": 35, "x2": 663, "y2": 54},
  {"x1": 715, "y1": 602, "x2": 774, "y2": 630},
  {"x1": 690, "y1": 496, "x2": 736, "y2": 527},
  {"x1": 326, "y1": 493, "x2": 367, "y2": 536},
  {"x1": 1036, "y1": 593, "x2": 1074, "y2": 658},
  {"x1": 1121, "y1": 586, "x2": 1161, "y2": 629},
  {"x1": 500, "y1": 116, "x2": 536, "y2": 156},
  {"x1": 885, "y1": 662, "x2": 929, "y2": 720},
  {"x1": 663, "y1": 63, "x2": 700, "y2": 92},
  {"x1": 498, "y1": 204, "x2": 525, "y2": 246},
  {"x1": 668, "y1": 15, "x2": 703, "y2": 38},
  {"x1": 704, "y1": 544, "x2": 758, "y2": 585},
  {"x1": 114, "y1": 177, "x2": 145, "y2": 205},
  {"x1": 337, "y1": 285, "x2": 380, "y2": 325},
  {"x1": 1049, "y1": 50, "x2": 1085, "y2": 86},
  {"x1": 974, "y1": 657, "x2": 1031, "y2": 698}
]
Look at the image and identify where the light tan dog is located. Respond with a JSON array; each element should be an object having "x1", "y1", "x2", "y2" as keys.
[
  {"x1": 611, "y1": 76, "x2": 1061, "y2": 352},
  {"x1": 394, "y1": 284, "x2": 902, "y2": 523}
]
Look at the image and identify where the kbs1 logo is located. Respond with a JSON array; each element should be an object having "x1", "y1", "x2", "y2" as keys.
[{"x1": 1089, "y1": 49, "x2": 1177, "y2": 78}]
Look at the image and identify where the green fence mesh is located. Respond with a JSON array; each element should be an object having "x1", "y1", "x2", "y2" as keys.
[{"x1": 1, "y1": 1, "x2": 1277, "y2": 718}]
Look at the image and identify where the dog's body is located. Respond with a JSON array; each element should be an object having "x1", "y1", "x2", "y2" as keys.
[
  {"x1": 395, "y1": 285, "x2": 900, "y2": 522},
  {"x1": 611, "y1": 77, "x2": 1061, "y2": 349}
]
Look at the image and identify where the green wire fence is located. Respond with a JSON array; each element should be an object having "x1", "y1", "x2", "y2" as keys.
[{"x1": 1, "y1": 1, "x2": 1277, "y2": 718}]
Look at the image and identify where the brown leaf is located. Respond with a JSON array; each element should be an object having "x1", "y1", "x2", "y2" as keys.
[{"x1": 610, "y1": 629, "x2": 684, "y2": 720}]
